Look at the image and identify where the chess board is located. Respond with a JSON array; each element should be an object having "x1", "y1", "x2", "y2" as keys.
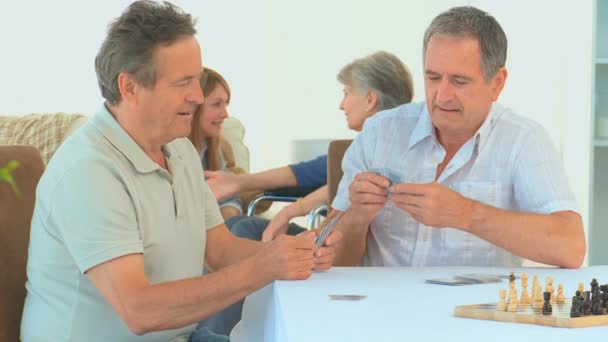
[{"x1": 454, "y1": 299, "x2": 608, "y2": 328}]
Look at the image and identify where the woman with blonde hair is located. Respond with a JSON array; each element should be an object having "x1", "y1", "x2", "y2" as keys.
[{"x1": 189, "y1": 68, "x2": 244, "y2": 220}]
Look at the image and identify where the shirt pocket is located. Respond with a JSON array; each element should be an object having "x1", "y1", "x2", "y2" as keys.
[{"x1": 441, "y1": 181, "x2": 505, "y2": 265}]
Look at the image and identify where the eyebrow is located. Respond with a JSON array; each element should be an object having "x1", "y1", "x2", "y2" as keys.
[
  {"x1": 425, "y1": 70, "x2": 473, "y2": 82},
  {"x1": 172, "y1": 71, "x2": 204, "y2": 85}
]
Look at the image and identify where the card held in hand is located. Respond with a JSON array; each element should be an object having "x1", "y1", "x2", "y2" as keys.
[{"x1": 315, "y1": 212, "x2": 344, "y2": 248}]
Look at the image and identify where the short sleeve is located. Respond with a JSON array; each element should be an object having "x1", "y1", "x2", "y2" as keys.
[
  {"x1": 512, "y1": 127, "x2": 580, "y2": 215},
  {"x1": 331, "y1": 120, "x2": 378, "y2": 211},
  {"x1": 203, "y1": 180, "x2": 224, "y2": 230},
  {"x1": 49, "y1": 158, "x2": 143, "y2": 273},
  {"x1": 288, "y1": 155, "x2": 327, "y2": 189}
]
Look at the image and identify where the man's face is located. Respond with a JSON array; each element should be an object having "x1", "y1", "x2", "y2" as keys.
[
  {"x1": 135, "y1": 36, "x2": 204, "y2": 144},
  {"x1": 424, "y1": 34, "x2": 506, "y2": 142},
  {"x1": 339, "y1": 85, "x2": 373, "y2": 132}
]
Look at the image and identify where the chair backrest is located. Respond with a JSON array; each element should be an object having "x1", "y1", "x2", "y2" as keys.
[
  {"x1": 0, "y1": 145, "x2": 45, "y2": 341},
  {"x1": 327, "y1": 139, "x2": 353, "y2": 206}
]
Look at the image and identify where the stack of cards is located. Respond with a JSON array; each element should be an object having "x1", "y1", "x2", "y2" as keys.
[
  {"x1": 315, "y1": 212, "x2": 343, "y2": 248},
  {"x1": 369, "y1": 167, "x2": 403, "y2": 185},
  {"x1": 425, "y1": 273, "x2": 503, "y2": 286}
]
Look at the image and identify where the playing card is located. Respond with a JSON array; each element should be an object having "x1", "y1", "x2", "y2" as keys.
[
  {"x1": 454, "y1": 273, "x2": 503, "y2": 284},
  {"x1": 425, "y1": 277, "x2": 478, "y2": 286},
  {"x1": 386, "y1": 169, "x2": 403, "y2": 185},
  {"x1": 328, "y1": 295, "x2": 367, "y2": 301},
  {"x1": 315, "y1": 212, "x2": 344, "y2": 247}
]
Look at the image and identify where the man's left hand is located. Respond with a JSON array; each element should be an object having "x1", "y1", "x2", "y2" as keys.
[
  {"x1": 312, "y1": 230, "x2": 342, "y2": 270},
  {"x1": 390, "y1": 182, "x2": 473, "y2": 229}
]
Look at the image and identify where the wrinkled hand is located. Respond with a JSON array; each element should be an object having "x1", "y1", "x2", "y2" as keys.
[
  {"x1": 262, "y1": 208, "x2": 292, "y2": 242},
  {"x1": 348, "y1": 172, "x2": 390, "y2": 226},
  {"x1": 204, "y1": 170, "x2": 240, "y2": 201},
  {"x1": 390, "y1": 182, "x2": 473, "y2": 228},
  {"x1": 258, "y1": 232, "x2": 316, "y2": 280},
  {"x1": 312, "y1": 229, "x2": 342, "y2": 271}
]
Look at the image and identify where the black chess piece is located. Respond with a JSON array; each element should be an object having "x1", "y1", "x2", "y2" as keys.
[
  {"x1": 600, "y1": 284, "x2": 608, "y2": 314},
  {"x1": 542, "y1": 291, "x2": 552, "y2": 315},
  {"x1": 570, "y1": 296, "x2": 581, "y2": 318},
  {"x1": 509, "y1": 272, "x2": 515, "y2": 284},
  {"x1": 583, "y1": 291, "x2": 592, "y2": 316},
  {"x1": 591, "y1": 278, "x2": 599, "y2": 291}
]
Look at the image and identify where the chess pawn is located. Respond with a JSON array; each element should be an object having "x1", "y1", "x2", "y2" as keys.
[
  {"x1": 520, "y1": 283, "x2": 530, "y2": 305},
  {"x1": 508, "y1": 292, "x2": 519, "y2": 312},
  {"x1": 498, "y1": 289, "x2": 507, "y2": 311},
  {"x1": 578, "y1": 282, "x2": 585, "y2": 294},
  {"x1": 542, "y1": 291, "x2": 553, "y2": 315},
  {"x1": 556, "y1": 283, "x2": 565, "y2": 304}
]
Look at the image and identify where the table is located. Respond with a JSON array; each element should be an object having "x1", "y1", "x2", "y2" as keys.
[{"x1": 230, "y1": 266, "x2": 608, "y2": 341}]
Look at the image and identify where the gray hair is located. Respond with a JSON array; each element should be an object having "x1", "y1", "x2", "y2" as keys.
[
  {"x1": 95, "y1": 0, "x2": 197, "y2": 105},
  {"x1": 337, "y1": 51, "x2": 414, "y2": 111},
  {"x1": 423, "y1": 6, "x2": 507, "y2": 82}
]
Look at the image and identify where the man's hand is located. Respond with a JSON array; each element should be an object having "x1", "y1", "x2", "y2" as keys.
[
  {"x1": 204, "y1": 170, "x2": 241, "y2": 201},
  {"x1": 262, "y1": 207, "x2": 292, "y2": 242},
  {"x1": 348, "y1": 172, "x2": 390, "y2": 226},
  {"x1": 312, "y1": 229, "x2": 342, "y2": 270},
  {"x1": 256, "y1": 232, "x2": 316, "y2": 280},
  {"x1": 390, "y1": 182, "x2": 473, "y2": 229}
]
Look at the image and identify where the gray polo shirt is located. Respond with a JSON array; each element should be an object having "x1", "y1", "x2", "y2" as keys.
[{"x1": 21, "y1": 105, "x2": 223, "y2": 342}]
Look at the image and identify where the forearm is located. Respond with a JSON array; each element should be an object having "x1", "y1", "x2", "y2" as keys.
[
  {"x1": 125, "y1": 256, "x2": 270, "y2": 333},
  {"x1": 331, "y1": 209, "x2": 370, "y2": 266},
  {"x1": 237, "y1": 166, "x2": 298, "y2": 192},
  {"x1": 284, "y1": 186, "x2": 329, "y2": 218},
  {"x1": 463, "y1": 201, "x2": 585, "y2": 268},
  {"x1": 208, "y1": 235, "x2": 263, "y2": 271}
]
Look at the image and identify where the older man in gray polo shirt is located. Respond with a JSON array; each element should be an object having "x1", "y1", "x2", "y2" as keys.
[{"x1": 20, "y1": 2, "x2": 341, "y2": 342}]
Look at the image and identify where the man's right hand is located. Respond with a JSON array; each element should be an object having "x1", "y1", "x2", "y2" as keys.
[
  {"x1": 256, "y1": 232, "x2": 316, "y2": 281},
  {"x1": 203, "y1": 170, "x2": 241, "y2": 201},
  {"x1": 348, "y1": 171, "x2": 390, "y2": 225}
]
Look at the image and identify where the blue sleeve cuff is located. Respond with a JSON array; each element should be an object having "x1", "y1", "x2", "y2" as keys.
[{"x1": 288, "y1": 154, "x2": 327, "y2": 189}]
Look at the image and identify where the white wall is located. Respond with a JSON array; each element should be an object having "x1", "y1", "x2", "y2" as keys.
[
  {"x1": 0, "y1": 1, "x2": 595, "y2": 251},
  {"x1": 0, "y1": 0, "x2": 262, "y2": 153}
]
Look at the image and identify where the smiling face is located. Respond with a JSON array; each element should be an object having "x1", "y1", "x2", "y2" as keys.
[
  {"x1": 339, "y1": 85, "x2": 376, "y2": 132},
  {"x1": 197, "y1": 84, "x2": 229, "y2": 138},
  {"x1": 133, "y1": 36, "x2": 204, "y2": 144},
  {"x1": 424, "y1": 34, "x2": 506, "y2": 144}
]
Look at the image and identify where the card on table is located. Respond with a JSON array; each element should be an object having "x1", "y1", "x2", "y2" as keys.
[
  {"x1": 425, "y1": 277, "x2": 478, "y2": 286},
  {"x1": 328, "y1": 295, "x2": 367, "y2": 301},
  {"x1": 453, "y1": 273, "x2": 503, "y2": 284}
]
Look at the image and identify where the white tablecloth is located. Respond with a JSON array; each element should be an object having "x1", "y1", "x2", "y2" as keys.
[{"x1": 231, "y1": 266, "x2": 608, "y2": 341}]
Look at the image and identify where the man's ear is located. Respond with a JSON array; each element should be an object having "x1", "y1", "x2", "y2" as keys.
[
  {"x1": 490, "y1": 67, "x2": 508, "y2": 101},
  {"x1": 366, "y1": 91, "x2": 378, "y2": 113},
  {"x1": 116, "y1": 72, "x2": 138, "y2": 105}
]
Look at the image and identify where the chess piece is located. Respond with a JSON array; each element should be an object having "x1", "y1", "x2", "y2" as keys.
[
  {"x1": 545, "y1": 276, "x2": 555, "y2": 303},
  {"x1": 509, "y1": 272, "x2": 515, "y2": 286},
  {"x1": 578, "y1": 282, "x2": 585, "y2": 294},
  {"x1": 508, "y1": 289, "x2": 519, "y2": 312},
  {"x1": 556, "y1": 283, "x2": 565, "y2": 304},
  {"x1": 570, "y1": 296, "x2": 581, "y2": 318},
  {"x1": 498, "y1": 289, "x2": 507, "y2": 311},
  {"x1": 591, "y1": 278, "x2": 599, "y2": 290},
  {"x1": 542, "y1": 291, "x2": 552, "y2": 315},
  {"x1": 520, "y1": 273, "x2": 530, "y2": 305},
  {"x1": 533, "y1": 284, "x2": 543, "y2": 309},
  {"x1": 583, "y1": 291, "x2": 592, "y2": 316},
  {"x1": 600, "y1": 284, "x2": 608, "y2": 312},
  {"x1": 531, "y1": 274, "x2": 539, "y2": 304}
]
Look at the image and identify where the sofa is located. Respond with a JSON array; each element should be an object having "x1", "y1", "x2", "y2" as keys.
[{"x1": 0, "y1": 113, "x2": 250, "y2": 340}]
